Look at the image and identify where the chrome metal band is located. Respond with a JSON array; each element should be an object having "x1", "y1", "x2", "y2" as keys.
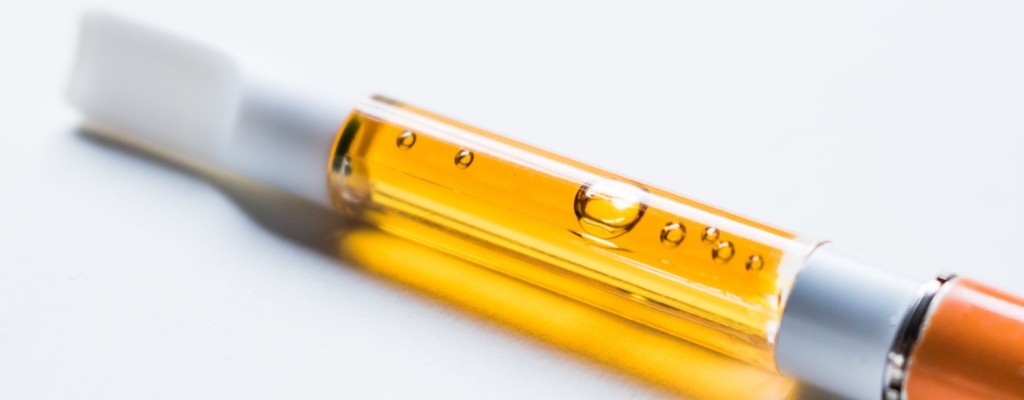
[{"x1": 882, "y1": 274, "x2": 953, "y2": 400}]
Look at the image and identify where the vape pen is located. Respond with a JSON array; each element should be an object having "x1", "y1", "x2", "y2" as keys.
[{"x1": 66, "y1": 12, "x2": 1024, "y2": 400}]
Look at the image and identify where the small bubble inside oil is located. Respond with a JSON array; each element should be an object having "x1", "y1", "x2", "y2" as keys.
[
  {"x1": 396, "y1": 130, "x2": 416, "y2": 149},
  {"x1": 574, "y1": 180, "x2": 647, "y2": 239},
  {"x1": 746, "y1": 255, "x2": 764, "y2": 272},
  {"x1": 454, "y1": 149, "x2": 474, "y2": 168},
  {"x1": 712, "y1": 241, "x2": 735, "y2": 263},
  {"x1": 660, "y1": 222, "x2": 686, "y2": 247},
  {"x1": 702, "y1": 227, "x2": 720, "y2": 243}
]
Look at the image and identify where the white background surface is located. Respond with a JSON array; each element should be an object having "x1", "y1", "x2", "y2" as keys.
[{"x1": 3, "y1": 1, "x2": 1024, "y2": 399}]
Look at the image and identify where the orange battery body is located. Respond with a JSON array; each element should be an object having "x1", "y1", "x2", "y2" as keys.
[{"x1": 906, "y1": 278, "x2": 1024, "y2": 400}]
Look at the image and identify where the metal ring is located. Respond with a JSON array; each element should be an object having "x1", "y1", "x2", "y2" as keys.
[{"x1": 882, "y1": 274, "x2": 954, "y2": 400}]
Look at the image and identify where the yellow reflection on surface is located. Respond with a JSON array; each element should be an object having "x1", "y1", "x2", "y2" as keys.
[{"x1": 336, "y1": 226, "x2": 804, "y2": 399}]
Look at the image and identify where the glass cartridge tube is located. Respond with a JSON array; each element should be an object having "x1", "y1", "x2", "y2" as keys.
[{"x1": 328, "y1": 95, "x2": 823, "y2": 368}]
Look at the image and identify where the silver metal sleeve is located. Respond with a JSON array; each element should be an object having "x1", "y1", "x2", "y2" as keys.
[{"x1": 775, "y1": 245, "x2": 920, "y2": 400}]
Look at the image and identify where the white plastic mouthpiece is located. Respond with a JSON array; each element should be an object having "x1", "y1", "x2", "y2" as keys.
[{"x1": 66, "y1": 11, "x2": 348, "y2": 208}]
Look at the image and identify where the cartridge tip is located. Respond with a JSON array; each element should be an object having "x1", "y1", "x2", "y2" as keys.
[
  {"x1": 65, "y1": 11, "x2": 349, "y2": 208},
  {"x1": 66, "y1": 11, "x2": 243, "y2": 162}
]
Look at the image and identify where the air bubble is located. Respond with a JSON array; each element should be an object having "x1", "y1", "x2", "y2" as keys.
[
  {"x1": 396, "y1": 130, "x2": 416, "y2": 149},
  {"x1": 454, "y1": 149, "x2": 474, "y2": 168},
  {"x1": 660, "y1": 222, "x2": 686, "y2": 247},
  {"x1": 702, "y1": 227, "x2": 720, "y2": 243},
  {"x1": 746, "y1": 255, "x2": 764, "y2": 272},
  {"x1": 712, "y1": 241, "x2": 735, "y2": 263},
  {"x1": 574, "y1": 180, "x2": 647, "y2": 239}
]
